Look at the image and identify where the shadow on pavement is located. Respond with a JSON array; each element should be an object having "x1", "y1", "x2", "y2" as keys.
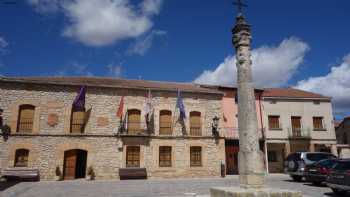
[
  {"x1": 0, "y1": 181, "x2": 20, "y2": 191},
  {"x1": 303, "y1": 183, "x2": 327, "y2": 188}
]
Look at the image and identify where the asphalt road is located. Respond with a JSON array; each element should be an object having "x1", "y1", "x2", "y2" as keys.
[{"x1": 0, "y1": 174, "x2": 339, "y2": 197}]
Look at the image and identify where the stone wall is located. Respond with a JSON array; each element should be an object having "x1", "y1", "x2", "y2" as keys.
[{"x1": 0, "y1": 82, "x2": 224, "y2": 180}]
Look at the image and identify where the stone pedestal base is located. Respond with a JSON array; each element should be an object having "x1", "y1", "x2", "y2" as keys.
[{"x1": 210, "y1": 187, "x2": 302, "y2": 197}]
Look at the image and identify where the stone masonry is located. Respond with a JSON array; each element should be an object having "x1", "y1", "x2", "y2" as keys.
[{"x1": 0, "y1": 79, "x2": 225, "y2": 180}]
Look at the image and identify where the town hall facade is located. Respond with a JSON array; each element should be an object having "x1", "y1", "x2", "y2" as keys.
[{"x1": 0, "y1": 76, "x2": 337, "y2": 180}]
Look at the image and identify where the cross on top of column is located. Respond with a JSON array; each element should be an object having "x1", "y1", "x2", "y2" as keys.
[{"x1": 233, "y1": 0, "x2": 247, "y2": 15}]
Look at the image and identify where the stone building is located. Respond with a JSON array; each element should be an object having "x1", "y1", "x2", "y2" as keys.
[
  {"x1": 261, "y1": 88, "x2": 337, "y2": 173},
  {"x1": 0, "y1": 76, "x2": 338, "y2": 180},
  {"x1": 208, "y1": 86, "x2": 337, "y2": 174},
  {"x1": 335, "y1": 117, "x2": 350, "y2": 158},
  {"x1": 0, "y1": 77, "x2": 225, "y2": 180}
]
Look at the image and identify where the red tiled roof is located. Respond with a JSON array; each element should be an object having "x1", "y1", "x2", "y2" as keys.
[
  {"x1": 0, "y1": 76, "x2": 222, "y2": 94},
  {"x1": 262, "y1": 88, "x2": 330, "y2": 100}
]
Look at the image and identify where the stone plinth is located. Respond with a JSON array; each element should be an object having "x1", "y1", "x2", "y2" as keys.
[{"x1": 210, "y1": 187, "x2": 302, "y2": 197}]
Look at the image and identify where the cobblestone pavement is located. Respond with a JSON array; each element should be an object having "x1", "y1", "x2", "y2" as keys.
[{"x1": 0, "y1": 174, "x2": 337, "y2": 197}]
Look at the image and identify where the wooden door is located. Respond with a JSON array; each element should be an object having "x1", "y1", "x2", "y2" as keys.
[
  {"x1": 64, "y1": 150, "x2": 77, "y2": 180},
  {"x1": 291, "y1": 117, "x2": 301, "y2": 136},
  {"x1": 226, "y1": 146, "x2": 239, "y2": 174}
]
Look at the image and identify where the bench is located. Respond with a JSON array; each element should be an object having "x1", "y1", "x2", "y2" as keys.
[
  {"x1": 119, "y1": 168, "x2": 147, "y2": 180},
  {"x1": 1, "y1": 168, "x2": 40, "y2": 181}
]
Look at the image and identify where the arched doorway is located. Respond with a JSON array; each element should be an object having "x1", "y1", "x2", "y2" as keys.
[{"x1": 63, "y1": 149, "x2": 87, "y2": 180}]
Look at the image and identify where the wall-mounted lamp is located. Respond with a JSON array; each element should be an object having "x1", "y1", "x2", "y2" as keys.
[{"x1": 212, "y1": 116, "x2": 220, "y2": 137}]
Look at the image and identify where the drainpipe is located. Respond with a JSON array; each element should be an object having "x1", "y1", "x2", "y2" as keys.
[{"x1": 258, "y1": 92, "x2": 269, "y2": 174}]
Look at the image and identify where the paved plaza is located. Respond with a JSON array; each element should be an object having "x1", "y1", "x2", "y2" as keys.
[{"x1": 0, "y1": 174, "x2": 337, "y2": 197}]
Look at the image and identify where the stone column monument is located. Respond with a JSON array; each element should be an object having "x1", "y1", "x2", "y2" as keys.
[
  {"x1": 210, "y1": 1, "x2": 302, "y2": 196},
  {"x1": 233, "y1": 13, "x2": 266, "y2": 189}
]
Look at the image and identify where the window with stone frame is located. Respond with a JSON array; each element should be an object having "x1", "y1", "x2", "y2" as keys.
[
  {"x1": 127, "y1": 109, "x2": 141, "y2": 134},
  {"x1": 190, "y1": 146, "x2": 202, "y2": 167},
  {"x1": 267, "y1": 151, "x2": 278, "y2": 162},
  {"x1": 17, "y1": 105, "x2": 35, "y2": 133},
  {"x1": 268, "y1": 115, "x2": 280, "y2": 130},
  {"x1": 159, "y1": 146, "x2": 172, "y2": 167},
  {"x1": 190, "y1": 111, "x2": 201, "y2": 136},
  {"x1": 14, "y1": 149, "x2": 29, "y2": 167},
  {"x1": 313, "y1": 117, "x2": 324, "y2": 130},
  {"x1": 159, "y1": 110, "x2": 172, "y2": 135},
  {"x1": 126, "y1": 146, "x2": 140, "y2": 168},
  {"x1": 70, "y1": 108, "x2": 86, "y2": 133}
]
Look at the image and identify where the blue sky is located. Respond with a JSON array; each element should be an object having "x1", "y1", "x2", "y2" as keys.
[{"x1": 0, "y1": 0, "x2": 349, "y2": 118}]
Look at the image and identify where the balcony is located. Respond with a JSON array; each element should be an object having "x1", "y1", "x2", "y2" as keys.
[
  {"x1": 223, "y1": 127, "x2": 265, "y2": 139},
  {"x1": 288, "y1": 127, "x2": 311, "y2": 139},
  {"x1": 118, "y1": 122, "x2": 153, "y2": 136}
]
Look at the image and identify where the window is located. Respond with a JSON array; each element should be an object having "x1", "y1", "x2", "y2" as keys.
[
  {"x1": 17, "y1": 105, "x2": 35, "y2": 133},
  {"x1": 126, "y1": 146, "x2": 140, "y2": 168},
  {"x1": 306, "y1": 153, "x2": 336, "y2": 162},
  {"x1": 190, "y1": 146, "x2": 202, "y2": 167},
  {"x1": 291, "y1": 116, "x2": 302, "y2": 136},
  {"x1": 159, "y1": 146, "x2": 172, "y2": 167},
  {"x1": 159, "y1": 110, "x2": 172, "y2": 135},
  {"x1": 313, "y1": 117, "x2": 324, "y2": 130},
  {"x1": 267, "y1": 151, "x2": 277, "y2": 162},
  {"x1": 14, "y1": 149, "x2": 29, "y2": 167},
  {"x1": 70, "y1": 109, "x2": 85, "y2": 133},
  {"x1": 128, "y1": 109, "x2": 141, "y2": 134},
  {"x1": 190, "y1": 111, "x2": 201, "y2": 136},
  {"x1": 268, "y1": 116, "x2": 280, "y2": 130}
]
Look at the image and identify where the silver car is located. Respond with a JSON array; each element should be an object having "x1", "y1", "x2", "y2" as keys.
[{"x1": 284, "y1": 152, "x2": 337, "y2": 182}]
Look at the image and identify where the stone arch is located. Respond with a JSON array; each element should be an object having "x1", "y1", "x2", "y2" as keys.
[
  {"x1": 10, "y1": 100, "x2": 40, "y2": 134},
  {"x1": 8, "y1": 143, "x2": 38, "y2": 167}
]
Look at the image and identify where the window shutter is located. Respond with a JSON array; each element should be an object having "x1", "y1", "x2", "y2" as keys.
[
  {"x1": 126, "y1": 146, "x2": 140, "y2": 168},
  {"x1": 17, "y1": 105, "x2": 35, "y2": 133},
  {"x1": 159, "y1": 110, "x2": 172, "y2": 135},
  {"x1": 128, "y1": 110, "x2": 141, "y2": 134},
  {"x1": 190, "y1": 146, "x2": 202, "y2": 167},
  {"x1": 159, "y1": 146, "x2": 172, "y2": 167},
  {"x1": 190, "y1": 112, "x2": 201, "y2": 136},
  {"x1": 71, "y1": 110, "x2": 85, "y2": 133}
]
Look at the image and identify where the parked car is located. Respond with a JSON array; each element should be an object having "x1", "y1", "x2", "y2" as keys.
[
  {"x1": 326, "y1": 159, "x2": 350, "y2": 195},
  {"x1": 304, "y1": 158, "x2": 339, "y2": 185},
  {"x1": 284, "y1": 152, "x2": 337, "y2": 182}
]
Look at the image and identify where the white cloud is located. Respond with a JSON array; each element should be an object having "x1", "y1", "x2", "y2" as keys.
[
  {"x1": 194, "y1": 37, "x2": 310, "y2": 88},
  {"x1": 59, "y1": 0, "x2": 162, "y2": 47},
  {"x1": 0, "y1": 37, "x2": 8, "y2": 49},
  {"x1": 107, "y1": 64, "x2": 123, "y2": 77},
  {"x1": 127, "y1": 29, "x2": 166, "y2": 56},
  {"x1": 28, "y1": 0, "x2": 163, "y2": 46},
  {"x1": 296, "y1": 54, "x2": 350, "y2": 115},
  {"x1": 28, "y1": 0, "x2": 60, "y2": 13}
]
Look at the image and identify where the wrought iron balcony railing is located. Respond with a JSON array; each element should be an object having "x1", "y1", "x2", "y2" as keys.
[
  {"x1": 223, "y1": 127, "x2": 265, "y2": 139},
  {"x1": 287, "y1": 127, "x2": 311, "y2": 139}
]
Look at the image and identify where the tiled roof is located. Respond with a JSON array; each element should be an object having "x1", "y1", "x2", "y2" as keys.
[
  {"x1": 0, "y1": 77, "x2": 222, "y2": 94},
  {"x1": 262, "y1": 88, "x2": 331, "y2": 100}
]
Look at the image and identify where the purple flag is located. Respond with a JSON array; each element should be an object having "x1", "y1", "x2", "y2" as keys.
[
  {"x1": 176, "y1": 90, "x2": 186, "y2": 119},
  {"x1": 73, "y1": 86, "x2": 86, "y2": 110}
]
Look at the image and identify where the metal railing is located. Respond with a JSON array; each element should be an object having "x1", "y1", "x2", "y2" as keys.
[
  {"x1": 223, "y1": 127, "x2": 265, "y2": 139},
  {"x1": 119, "y1": 122, "x2": 153, "y2": 135},
  {"x1": 287, "y1": 127, "x2": 311, "y2": 139}
]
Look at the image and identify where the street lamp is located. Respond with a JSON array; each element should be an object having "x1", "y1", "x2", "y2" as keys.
[{"x1": 212, "y1": 116, "x2": 220, "y2": 137}]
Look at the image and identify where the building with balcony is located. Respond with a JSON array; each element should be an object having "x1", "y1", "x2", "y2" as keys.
[
  {"x1": 217, "y1": 86, "x2": 265, "y2": 175},
  {"x1": 262, "y1": 88, "x2": 337, "y2": 173},
  {"x1": 0, "y1": 77, "x2": 225, "y2": 180}
]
